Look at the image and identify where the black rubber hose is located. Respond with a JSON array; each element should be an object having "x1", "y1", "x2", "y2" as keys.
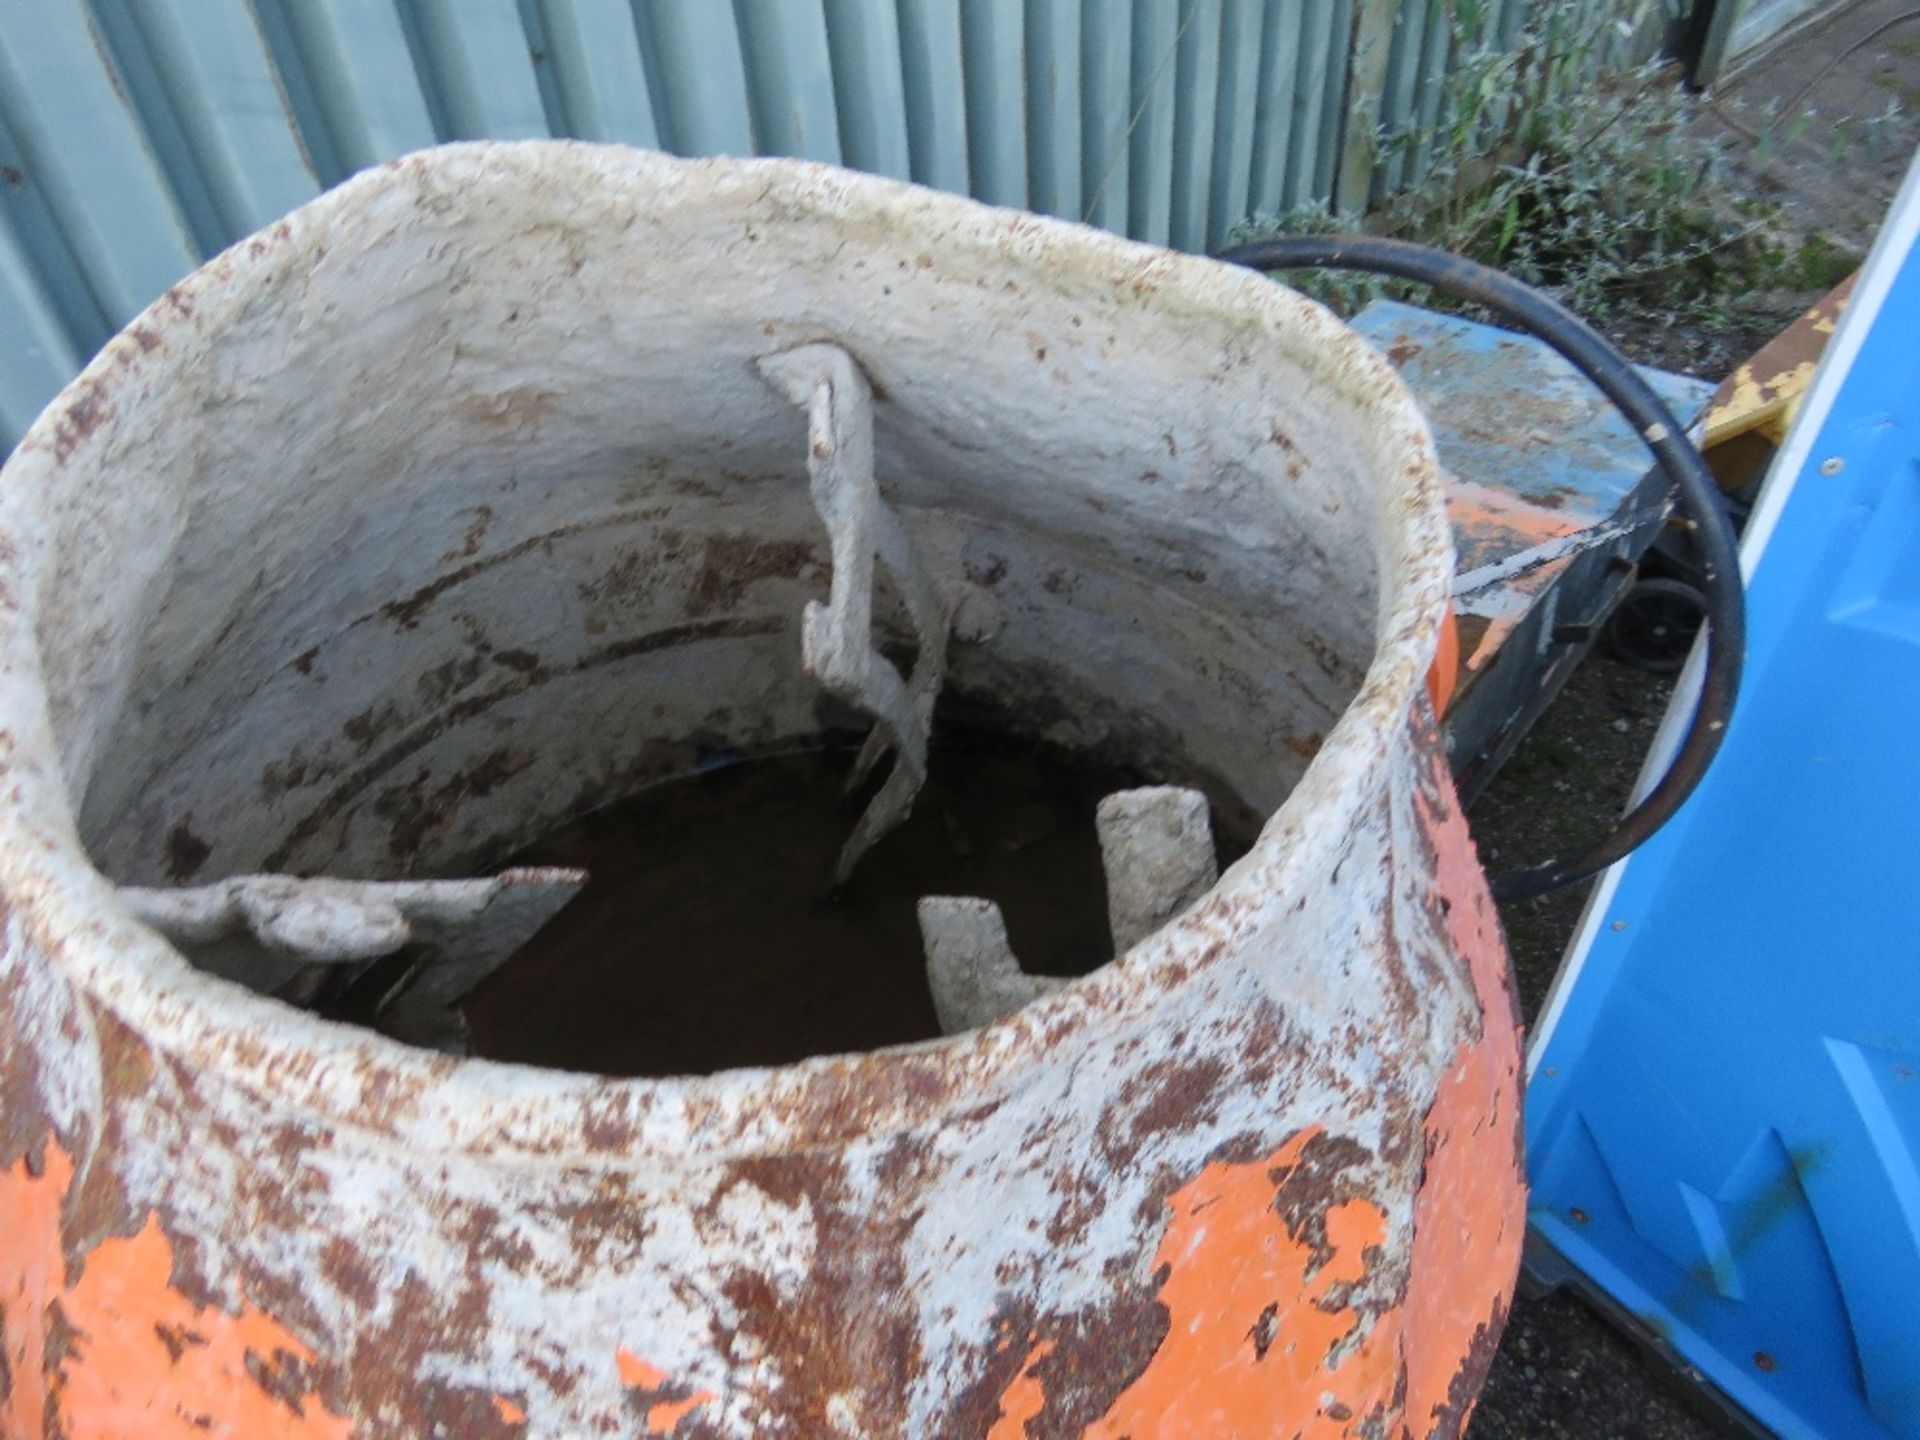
[{"x1": 1212, "y1": 235, "x2": 1745, "y2": 902}]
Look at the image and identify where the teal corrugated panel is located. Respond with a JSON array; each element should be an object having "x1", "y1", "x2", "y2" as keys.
[
  {"x1": 84, "y1": 0, "x2": 304, "y2": 254},
  {"x1": 92, "y1": 0, "x2": 319, "y2": 244},
  {"x1": 1, "y1": 0, "x2": 1661, "y2": 455},
  {"x1": 1406, "y1": 0, "x2": 1451, "y2": 186},
  {"x1": 1377, "y1": 0, "x2": 1426, "y2": 195},
  {"x1": 738, "y1": 0, "x2": 844, "y2": 162},
  {"x1": 0, "y1": 105, "x2": 109, "y2": 357},
  {"x1": 1245, "y1": 0, "x2": 1303, "y2": 218},
  {"x1": 0, "y1": 208, "x2": 81, "y2": 448},
  {"x1": 77, "y1": 0, "x2": 228, "y2": 255},
  {"x1": 1205, "y1": 0, "x2": 1264, "y2": 249},
  {"x1": 251, "y1": 0, "x2": 437, "y2": 176},
  {"x1": 0, "y1": 1, "x2": 200, "y2": 323},
  {"x1": 1078, "y1": 0, "x2": 1131, "y2": 230},
  {"x1": 961, "y1": 0, "x2": 1025, "y2": 208},
  {"x1": 1279, "y1": 0, "x2": 1332, "y2": 207},
  {"x1": 406, "y1": 0, "x2": 553, "y2": 141},
  {"x1": 896, "y1": 0, "x2": 969, "y2": 192},
  {"x1": 1311, "y1": 0, "x2": 1353, "y2": 203},
  {"x1": 1166, "y1": 0, "x2": 1219, "y2": 254},
  {"x1": 631, "y1": 1, "x2": 754, "y2": 156},
  {"x1": 1500, "y1": 0, "x2": 1526, "y2": 47},
  {"x1": 1022, "y1": 0, "x2": 1078, "y2": 218},
  {"x1": 513, "y1": 0, "x2": 569, "y2": 138},
  {"x1": 527, "y1": 0, "x2": 659, "y2": 146},
  {"x1": 1126, "y1": 0, "x2": 1177, "y2": 245},
  {"x1": 823, "y1": 0, "x2": 911, "y2": 180}
]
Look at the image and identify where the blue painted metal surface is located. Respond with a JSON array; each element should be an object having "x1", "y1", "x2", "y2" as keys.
[
  {"x1": 1350, "y1": 298, "x2": 1713, "y2": 572},
  {"x1": 1349, "y1": 298, "x2": 1713, "y2": 801},
  {"x1": 1527, "y1": 155, "x2": 1920, "y2": 1440}
]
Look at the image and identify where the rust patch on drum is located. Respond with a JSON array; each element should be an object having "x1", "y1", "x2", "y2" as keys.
[{"x1": 165, "y1": 819, "x2": 211, "y2": 881}]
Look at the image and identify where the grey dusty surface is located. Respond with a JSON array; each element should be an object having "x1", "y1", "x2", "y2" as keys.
[
  {"x1": 1093, "y1": 785, "x2": 1219, "y2": 954},
  {"x1": 1464, "y1": 5, "x2": 1919, "y2": 1434}
]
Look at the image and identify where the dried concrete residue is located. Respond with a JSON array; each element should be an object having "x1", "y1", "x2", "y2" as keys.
[
  {"x1": 1096, "y1": 785, "x2": 1219, "y2": 953},
  {"x1": 120, "y1": 868, "x2": 583, "y2": 1051},
  {"x1": 916, "y1": 895, "x2": 1060, "y2": 1034},
  {"x1": 920, "y1": 785, "x2": 1217, "y2": 1032},
  {"x1": 757, "y1": 342, "x2": 951, "y2": 886}
]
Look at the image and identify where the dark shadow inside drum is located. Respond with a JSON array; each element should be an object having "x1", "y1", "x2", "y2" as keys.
[{"x1": 460, "y1": 716, "x2": 1257, "y2": 1079}]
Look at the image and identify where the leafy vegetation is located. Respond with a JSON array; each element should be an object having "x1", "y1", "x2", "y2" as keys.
[{"x1": 1234, "y1": 0, "x2": 1887, "y2": 338}]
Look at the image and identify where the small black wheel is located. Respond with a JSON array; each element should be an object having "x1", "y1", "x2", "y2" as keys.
[{"x1": 1604, "y1": 577, "x2": 1709, "y2": 676}]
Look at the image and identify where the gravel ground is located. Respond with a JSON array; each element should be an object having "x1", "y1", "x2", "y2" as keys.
[{"x1": 1458, "y1": 6, "x2": 1919, "y2": 1433}]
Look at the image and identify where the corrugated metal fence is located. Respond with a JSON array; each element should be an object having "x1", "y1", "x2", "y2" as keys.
[{"x1": 3, "y1": 0, "x2": 1627, "y2": 448}]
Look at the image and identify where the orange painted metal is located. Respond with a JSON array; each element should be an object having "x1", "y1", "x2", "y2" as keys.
[
  {"x1": 1429, "y1": 606, "x2": 1462, "y2": 718},
  {"x1": 1704, "y1": 272, "x2": 1857, "y2": 454},
  {"x1": 1, "y1": 1146, "x2": 352, "y2": 1438}
]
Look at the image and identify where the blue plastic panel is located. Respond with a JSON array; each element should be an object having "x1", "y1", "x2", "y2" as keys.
[
  {"x1": 1348, "y1": 299, "x2": 1714, "y2": 572},
  {"x1": 1528, "y1": 157, "x2": 1920, "y2": 1440}
]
